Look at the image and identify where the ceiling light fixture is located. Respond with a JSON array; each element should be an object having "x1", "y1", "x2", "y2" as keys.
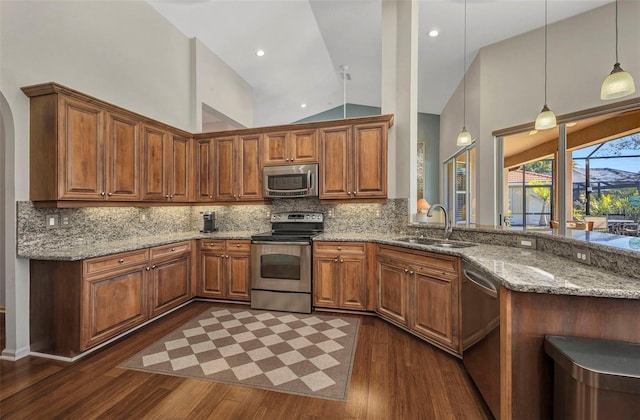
[
  {"x1": 339, "y1": 65, "x2": 351, "y2": 119},
  {"x1": 300, "y1": 103, "x2": 307, "y2": 108},
  {"x1": 534, "y1": 0, "x2": 557, "y2": 131},
  {"x1": 600, "y1": 0, "x2": 635, "y2": 100},
  {"x1": 456, "y1": 0, "x2": 472, "y2": 147},
  {"x1": 255, "y1": 49, "x2": 265, "y2": 57},
  {"x1": 428, "y1": 29, "x2": 439, "y2": 38}
]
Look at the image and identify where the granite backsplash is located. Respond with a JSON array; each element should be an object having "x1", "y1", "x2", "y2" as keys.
[{"x1": 16, "y1": 199, "x2": 408, "y2": 254}]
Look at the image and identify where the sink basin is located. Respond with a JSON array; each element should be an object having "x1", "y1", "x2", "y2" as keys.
[{"x1": 395, "y1": 237, "x2": 477, "y2": 248}]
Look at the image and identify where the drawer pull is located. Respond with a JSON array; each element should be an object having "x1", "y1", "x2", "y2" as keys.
[
  {"x1": 118, "y1": 259, "x2": 124, "y2": 263},
  {"x1": 337, "y1": 246, "x2": 342, "y2": 250},
  {"x1": 171, "y1": 248, "x2": 175, "y2": 251},
  {"x1": 236, "y1": 244, "x2": 241, "y2": 247}
]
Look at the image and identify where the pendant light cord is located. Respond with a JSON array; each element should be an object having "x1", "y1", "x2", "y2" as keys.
[
  {"x1": 544, "y1": 0, "x2": 548, "y2": 106},
  {"x1": 463, "y1": 0, "x2": 467, "y2": 128},
  {"x1": 615, "y1": 0, "x2": 619, "y2": 63}
]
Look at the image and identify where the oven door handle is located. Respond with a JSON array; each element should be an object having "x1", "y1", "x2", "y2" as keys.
[
  {"x1": 251, "y1": 241, "x2": 311, "y2": 246},
  {"x1": 307, "y1": 170, "x2": 312, "y2": 194}
]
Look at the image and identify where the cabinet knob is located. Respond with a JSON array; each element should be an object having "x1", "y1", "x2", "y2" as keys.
[
  {"x1": 290, "y1": 157, "x2": 294, "y2": 161},
  {"x1": 170, "y1": 248, "x2": 175, "y2": 251},
  {"x1": 352, "y1": 191, "x2": 356, "y2": 196},
  {"x1": 107, "y1": 192, "x2": 113, "y2": 196},
  {"x1": 146, "y1": 267, "x2": 151, "y2": 271},
  {"x1": 118, "y1": 259, "x2": 124, "y2": 263},
  {"x1": 337, "y1": 246, "x2": 342, "y2": 250},
  {"x1": 334, "y1": 258, "x2": 338, "y2": 263},
  {"x1": 209, "y1": 195, "x2": 213, "y2": 199},
  {"x1": 152, "y1": 265, "x2": 157, "y2": 269},
  {"x1": 165, "y1": 195, "x2": 170, "y2": 199},
  {"x1": 410, "y1": 271, "x2": 414, "y2": 275},
  {"x1": 100, "y1": 192, "x2": 105, "y2": 196},
  {"x1": 404, "y1": 269, "x2": 409, "y2": 273},
  {"x1": 236, "y1": 244, "x2": 240, "y2": 247},
  {"x1": 225, "y1": 255, "x2": 229, "y2": 259},
  {"x1": 170, "y1": 195, "x2": 174, "y2": 199},
  {"x1": 340, "y1": 259, "x2": 344, "y2": 263}
]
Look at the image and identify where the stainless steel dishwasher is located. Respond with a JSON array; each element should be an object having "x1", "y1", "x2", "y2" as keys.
[{"x1": 461, "y1": 260, "x2": 501, "y2": 419}]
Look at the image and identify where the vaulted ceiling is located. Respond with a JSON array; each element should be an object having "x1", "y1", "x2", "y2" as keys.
[{"x1": 148, "y1": 0, "x2": 612, "y2": 127}]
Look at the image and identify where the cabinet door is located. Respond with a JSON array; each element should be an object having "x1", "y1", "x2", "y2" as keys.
[
  {"x1": 169, "y1": 133, "x2": 191, "y2": 202},
  {"x1": 194, "y1": 138, "x2": 215, "y2": 201},
  {"x1": 411, "y1": 271, "x2": 459, "y2": 351},
  {"x1": 237, "y1": 134, "x2": 263, "y2": 201},
  {"x1": 376, "y1": 259, "x2": 409, "y2": 326},
  {"x1": 141, "y1": 124, "x2": 168, "y2": 200},
  {"x1": 353, "y1": 123, "x2": 387, "y2": 198},
  {"x1": 58, "y1": 96, "x2": 105, "y2": 200},
  {"x1": 105, "y1": 111, "x2": 140, "y2": 201},
  {"x1": 339, "y1": 255, "x2": 367, "y2": 310},
  {"x1": 149, "y1": 256, "x2": 191, "y2": 317},
  {"x1": 313, "y1": 255, "x2": 339, "y2": 308},
  {"x1": 200, "y1": 252, "x2": 225, "y2": 298},
  {"x1": 226, "y1": 253, "x2": 251, "y2": 300},
  {"x1": 263, "y1": 131, "x2": 290, "y2": 165},
  {"x1": 81, "y1": 268, "x2": 147, "y2": 350},
  {"x1": 319, "y1": 125, "x2": 352, "y2": 199},
  {"x1": 214, "y1": 136, "x2": 237, "y2": 201},
  {"x1": 290, "y1": 129, "x2": 318, "y2": 163}
]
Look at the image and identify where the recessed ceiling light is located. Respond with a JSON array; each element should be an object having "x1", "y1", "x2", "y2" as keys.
[
  {"x1": 301, "y1": 104, "x2": 307, "y2": 108},
  {"x1": 428, "y1": 30, "x2": 439, "y2": 37},
  {"x1": 255, "y1": 50, "x2": 265, "y2": 57}
]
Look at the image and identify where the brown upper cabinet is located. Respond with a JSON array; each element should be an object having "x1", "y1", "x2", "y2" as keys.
[
  {"x1": 263, "y1": 128, "x2": 318, "y2": 166},
  {"x1": 141, "y1": 124, "x2": 191, "y2": 202},
  {"x1": 23, "y1": 83, "x2": 393, "y2": 207},
  {"x1": 320, "y1": 122, "x2": 388, "y2": 200},
  {"x1": 213, "y1": 134, "x2": 262, "y2": 202}
]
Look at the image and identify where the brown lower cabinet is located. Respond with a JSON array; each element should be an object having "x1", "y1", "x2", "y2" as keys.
[
  {"x1": 30, "y1": 241, "x2": 194, "y2": 358},
  {"x1": 198, "y1": 239, "x2": 251, "y2": 301},
  {"x1": 376, "y1": 244, "x2": 461, "y2": 355},
  {"x1": 313, "y1": 242, "x2": 372, "y2": 311}
]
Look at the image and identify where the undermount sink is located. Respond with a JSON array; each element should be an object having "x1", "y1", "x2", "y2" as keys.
[{"x1": 395, "y1": 237, "x2": 478, "y2": 248}]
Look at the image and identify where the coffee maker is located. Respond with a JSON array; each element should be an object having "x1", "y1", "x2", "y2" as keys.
[{"x1": 201, "y1": 211, "x2": 217, "y2": 233}]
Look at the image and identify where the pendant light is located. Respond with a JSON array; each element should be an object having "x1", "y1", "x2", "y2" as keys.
[
  {"x1": 535, "y1": 0, "x2": 557, "y2": 131},
  {"x1": 600, "y1": 0, "x2": 635, "y2": 100},
  {"x1": 456, "y1": 0, "x2": 472, "y2": 147}
]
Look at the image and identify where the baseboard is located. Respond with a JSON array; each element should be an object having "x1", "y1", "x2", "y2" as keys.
[{"x1": 1, "y1": 345, "x2": 31, "y2": 361}]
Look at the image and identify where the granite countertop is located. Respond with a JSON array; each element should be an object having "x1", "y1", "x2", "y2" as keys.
[
  {"x1": 317, "y1": 233, "x2": 640, "y2": 300},
  {"x1": 20, "y1": 231, "x2": 254, "y2": 261},
  {"x1": 21, "y1": 230, "x2": 640, "y2": 300}
]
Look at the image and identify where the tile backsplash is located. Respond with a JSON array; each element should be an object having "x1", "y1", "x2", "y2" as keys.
[{"x1": 17, "y1": 199, "x2": 408, "y2": 254}]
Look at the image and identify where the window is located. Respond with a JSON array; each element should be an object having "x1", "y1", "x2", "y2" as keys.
[
  {"x1": 506, "y1": 159, "x2": 554, "y2": 229},
  {"x1": 444, "y1": 145, "x2": 476, "y2": 225}
]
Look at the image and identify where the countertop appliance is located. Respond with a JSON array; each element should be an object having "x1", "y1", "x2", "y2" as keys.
[
  {"x1": 250, "y1": 211, "x2": 324, "y2": 313},
  {"x1": 201, "y1": 211, "x2": 216, "y2": 233},
  {"x1": 263, "y1": 163, "x2": 318, "y2": 198},
  {"x1": 461, "y1": 260, "x2": 501, "y2": 419}
]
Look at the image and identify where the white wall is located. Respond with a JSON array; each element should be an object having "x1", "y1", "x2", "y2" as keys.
[
  {"x1": 192, "y1": 38, "x2": 254, "y2": 131},
  {"x1": 0, "y1": 0, "x2": 194, "y2": 359},
  {"x1": 440, "y1": 1, "x2": 640, "y2": 225}
]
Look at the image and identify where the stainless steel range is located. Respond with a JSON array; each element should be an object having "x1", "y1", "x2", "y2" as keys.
[{"x1": 250, "y1": 211, "x2": 324, "y2": 314}]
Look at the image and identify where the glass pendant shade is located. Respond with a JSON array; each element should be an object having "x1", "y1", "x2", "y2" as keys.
[
  {"x1": 535, "y1": 105, "x2": 557, "y2": 130},
  {"x1": 600, "y1": 63, "x2": 636, "y2": 100},
  {"x1": 456, "y1": 128, "x2": 473, "y2": 146}
]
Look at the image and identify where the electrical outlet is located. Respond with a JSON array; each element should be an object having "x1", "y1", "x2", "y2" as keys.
[
  {"x1": 140, "y1": 213, "x2": 148, "y2": 222},
  {"x1": 375, "y1": 209, "x2": 381, "y2": 217},
  {"x1": 573, "y1": 249, "x2": 591, "y2": 265},
  {"x1": 328, "y1": 209, "x2": 334, "y2": 219},
  {"x1": 61, "y1": 215, "x2": 71, "y2": 227},
  {"x1": 46, "y1": 214, "x2": 59, "y2": 229},
  {"x1": 516, "y1": 237, "x2": 536, "y2": 249}
]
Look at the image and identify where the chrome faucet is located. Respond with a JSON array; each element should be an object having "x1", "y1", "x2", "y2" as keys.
[{"x1": 427, "y1": 204, "x2": 453, "y2": 240}]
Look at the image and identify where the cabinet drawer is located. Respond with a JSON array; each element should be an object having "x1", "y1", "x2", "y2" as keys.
[
  {"x1": 201, "y1": 240, "x2": 225, "y2": 251},
  {"x1": 314, "y1": 242, "x2": 367, "y2": 255},
  {"x1": 377, "y1": 245, "x2": 457, "y2": 274},
  {"x1": 150, "y1": 241, "x2": 192, "y2": 261},
  {"x1": 84, "y1": 249, "x2": 149, "y2": 276},
  {"x1": 226, "y1": 240, "x2": 251, "y2": 252}
]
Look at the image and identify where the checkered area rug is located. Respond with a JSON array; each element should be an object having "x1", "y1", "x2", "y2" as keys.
[{"x1": 119, "y1": 306, "x2": 360, "y2": 401}]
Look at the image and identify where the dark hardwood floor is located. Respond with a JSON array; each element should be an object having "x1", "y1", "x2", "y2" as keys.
[{"x1": 0, "y1": 302, "x2": 491, "y2": 419}]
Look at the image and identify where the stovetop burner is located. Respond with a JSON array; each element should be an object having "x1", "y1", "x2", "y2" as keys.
[{"x1": 251, "y1": 211, "x2": 324, "y2": 242}]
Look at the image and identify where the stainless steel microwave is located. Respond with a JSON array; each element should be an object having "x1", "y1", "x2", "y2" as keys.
[{"x1": 263, "y1": 164, "x2": 318, "y2": 198}]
